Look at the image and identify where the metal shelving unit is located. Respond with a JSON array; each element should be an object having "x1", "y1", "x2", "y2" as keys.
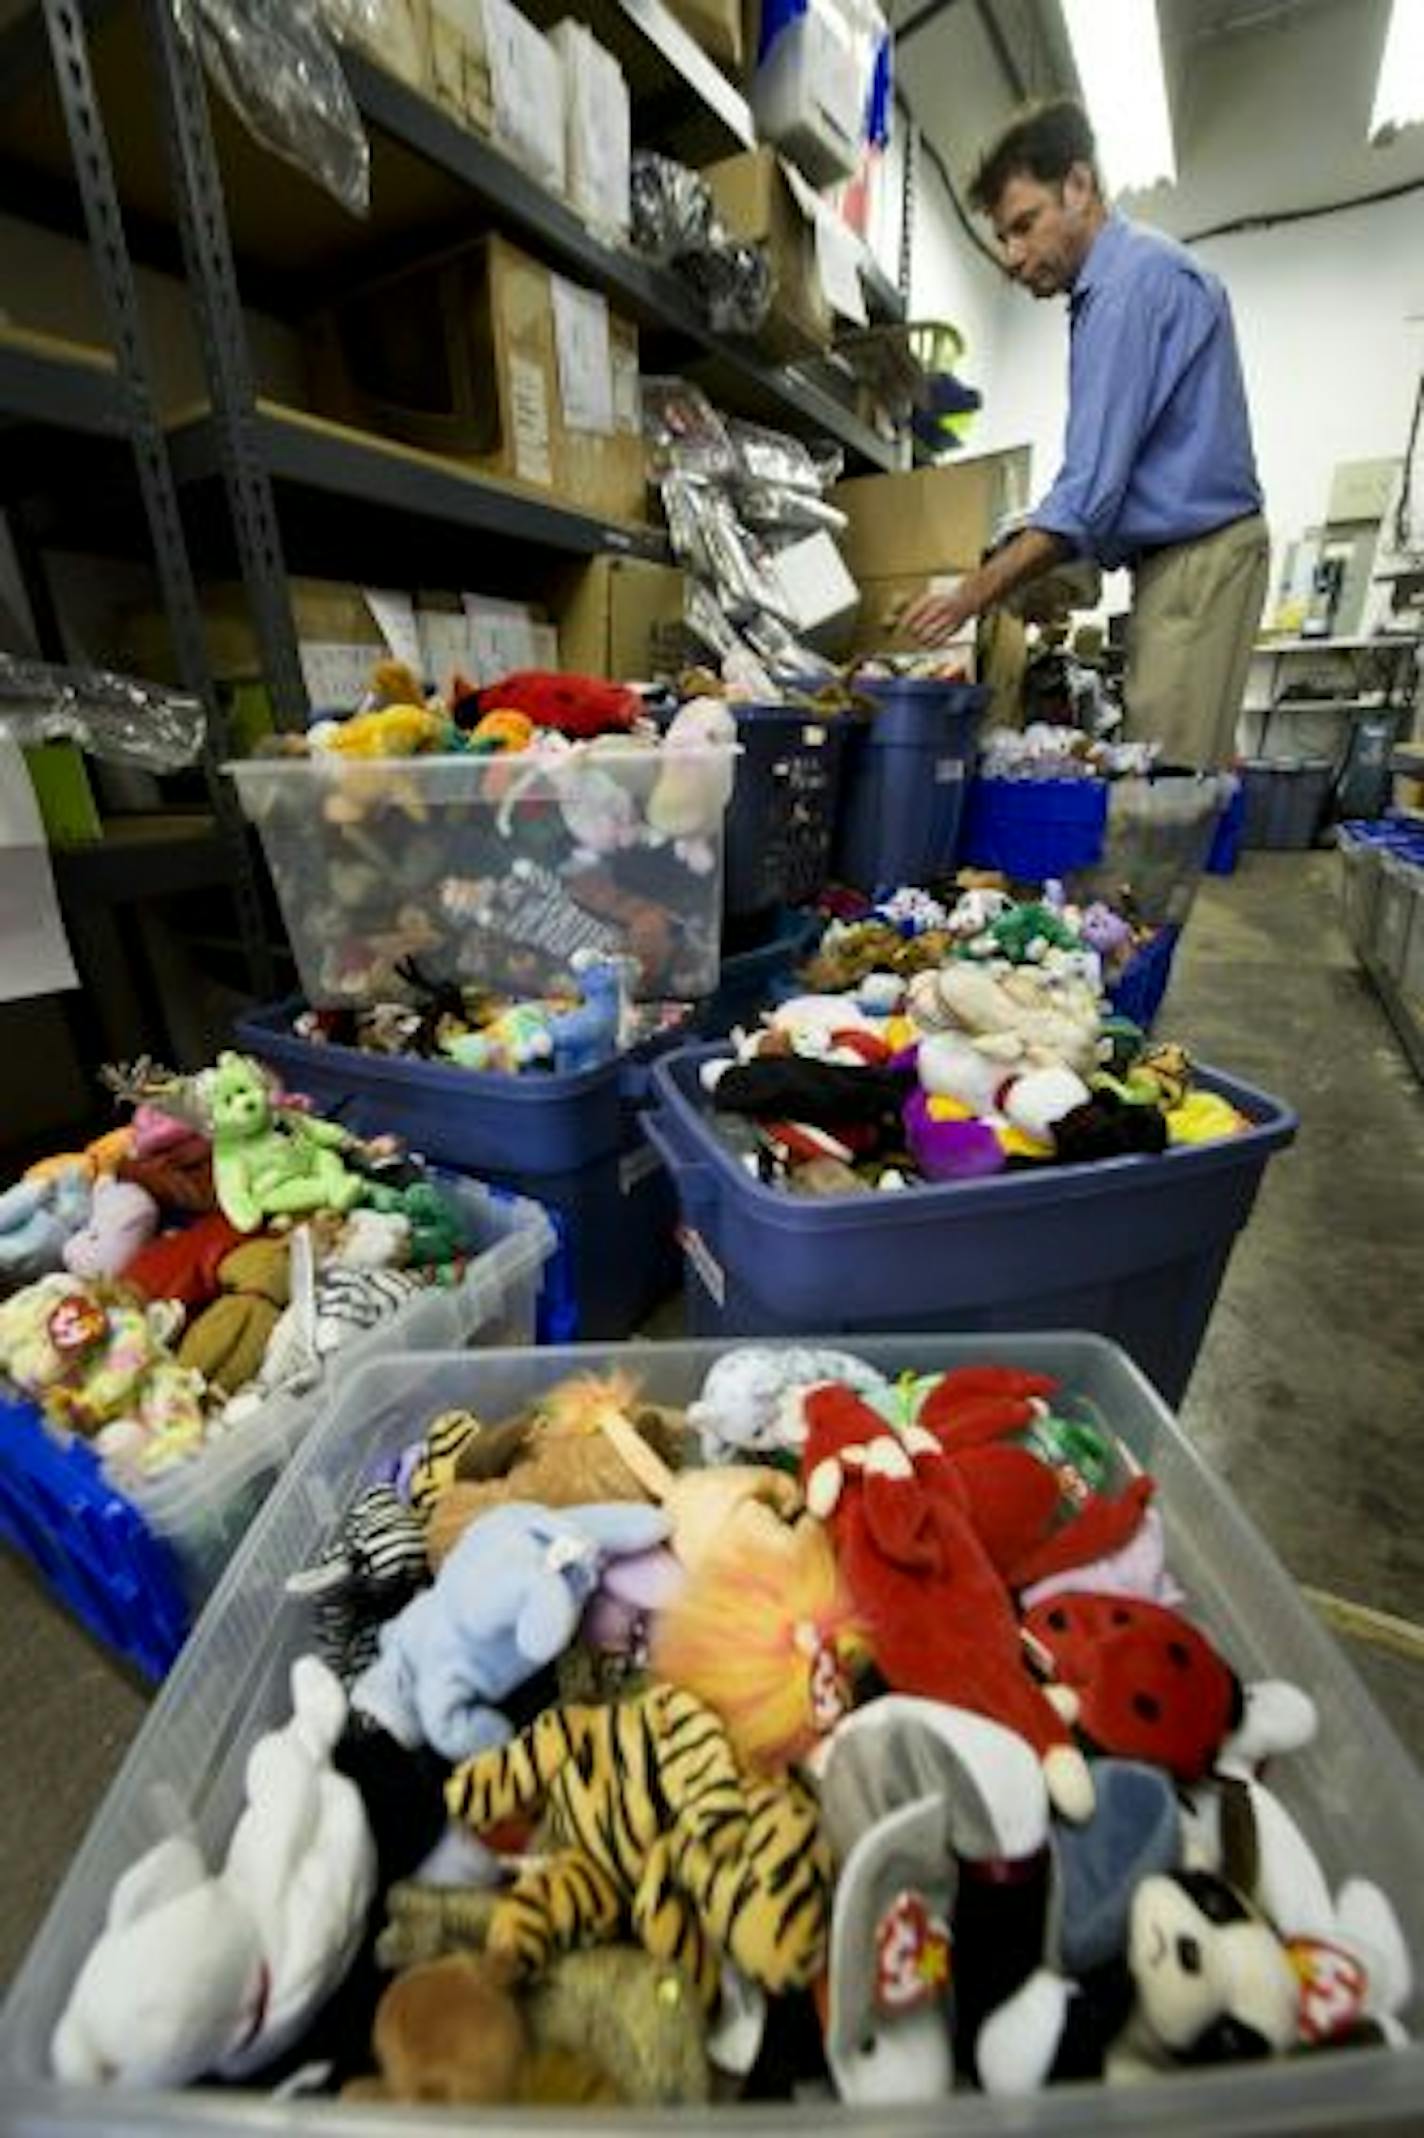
[{"x1": 0, "y1": 2, "x2": 272, "y2": 1039}]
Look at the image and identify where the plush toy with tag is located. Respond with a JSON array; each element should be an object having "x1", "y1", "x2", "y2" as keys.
[
  {"x1": 51, "y1": 1657, "x2": 375, "y2": 2087},
  {"x1": 0, "y1": 1271, "x2": 208, "y2": 1469},
  {"x1": 204, "y1": 1053, "x2": 364, "y2": 1233},
  {"x1": 686, "y1": 1344, "x2": 886, "y2": 1463},
  {"x1": 447, "y1": 1681, "x2": 831, "y2": 2004},
  {"x1": 351, "y1": 1499, "x2": 671, "y2": 1760}
]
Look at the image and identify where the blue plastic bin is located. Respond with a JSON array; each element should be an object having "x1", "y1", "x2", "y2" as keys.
[
  {"x1": 960, "y1": 774, "x2": 1109, "y2": 879},
  {"x1": 644, "y1": 1043, "x2": 1296, "y2": 1405},
  {"x1": 0, "y1": 1396, "x2": 187, "y2": 1680},
  {"x1": 694, "y1": 908, "x2": 821, "y2": 1035},
  {"x1": 1107, "y1": 925, "x2": 1181, "y2": 1031},
  {"x1": 833, "y1": 680, "x2": 987, "y2": 890},
  {"x1": 235, "y1": 1002, "x2": 681, "y2": 1340},
  {"x1": 723, "y1": 705, "x2": 851, "y2": 919},
  {"x1": 1206, "y1": 778, "x2": 1244, "y2": 875}
]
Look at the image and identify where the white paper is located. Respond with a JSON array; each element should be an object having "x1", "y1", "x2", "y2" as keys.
[
  {"x1": 611, "y1": 334, "x2": 641, "y2": 436},
  {"x1": 551, "y1": 275, "x2": 614, "y2": 435},
  {"x1": 483, "y1": 0, "x2": 565, "y2": 193},
  {"x1": 362, "y1": 588, "x2": 424, "y2": 675},
  {"x1": 774, "y1": 530, "x2": 860, "y2": 632},
  {"x1": 417, "y1": 607, "x2": 474, "y2": 688},
  {"x1": 299, "y1": 642, "x2": 383, "y2": 711},
  {"x1": 0, "y1": 739, "x2": 78, "y2": 1001},
  {"x1": 508, "y1": 352, "x2": 554, "y2": 485},
  {"x1": 463, "y1": 593, "x2": 541, "y2": 683},
  {"x1": 814, "y1": 205, "x2": 868, "y2": 324}
]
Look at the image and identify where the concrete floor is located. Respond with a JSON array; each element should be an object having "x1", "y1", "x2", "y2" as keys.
[{"x1": 3, "y1": 848, "x2": 1423, "y2": 1994}]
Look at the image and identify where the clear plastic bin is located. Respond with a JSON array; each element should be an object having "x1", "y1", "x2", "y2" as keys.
[
  {"x1": 6, "y1": 1333, "x2": 1424, "y2": 2134},
  {"x1": 227, "y1": 745, "x2": 739, "y2": 1007},
  {"x1": 0, "y1": 1183, "x2": 554, "y2": 1676},
  {"x1": 1070, "y1": 773, "x2": 1233, "y2": 925},
  {"x1": 1371, "y1": 855, "x2": 1424, "y2": 987}
]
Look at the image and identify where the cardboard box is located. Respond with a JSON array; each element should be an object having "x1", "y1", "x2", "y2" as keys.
[
  {"x1": 120, "y1": 578, "x2": 387, "y2": 695},
  {"x1": 663, "y1": 0, "x2": 748, "y2": 69},
  {"x1": 847, "y1": 571, "x2": 972, "y2": 662},
  {"x1": 550, "y1": 19, "x2": 630, "y2": 237},
  {"x1": 775, "y1": 530, "x2": 860, "y2": 639},
  {"x1": 702, "y1": 147, "x2": 832, "y2": 360},
  {"x1": 555, "y1": 556, "x2": 688, "y2": 680},
  {"x1": 833, "y1": 448, "x2": 1032, "y2": 580},
  {"x1": 428, "y1": 0, "x2": 494, "y2": 133},
  {"x1": 308, "y1": 237, "x2": 647, "y2": 523}
]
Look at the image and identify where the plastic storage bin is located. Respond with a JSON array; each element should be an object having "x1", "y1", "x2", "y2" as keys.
[
  {"x1": 833, "y1": 679, "x2": 987, "y2": 890},
  {"x1": 646, "y1": 1043, "x2": 1296, "y2": 1405},
  {"x1": 1241, "y1": 758, "x2": 1333, "y2": 850},
  {"x1": 723, "y1": 706, "x2": 851, "y2": 919},
  {"x1": 960, "y1": 774, "x2": 1108, "y2": 879},
  {"x1": 752, "y1": 0, "x2": 888, "y2": 184},
  {"x1": 1370, "y1": 854, "x2": 1424, "y2": 987},
  {"x1": 235, "y1": 1002, "x2": 680, "y2": 1340},
  {"x1": 8, "y1": 1332, "x2": 1424, "y2": 2136},
  {"x1": 0, "y1": 1182, "x2": 553, "y2": 1677},
  {"x1": 1205, "y1": 775, "x2": 1244, "y2": 874},
  {"x1": 1106, "y1": 924, "x2": 1180, "y2": 1031},
  {"x1": 227, "y1": 743, "x2": 738, "y2": 1007},
  {"x1": 1072, "y1": 774, "x2": 1234, "y2": 925}
]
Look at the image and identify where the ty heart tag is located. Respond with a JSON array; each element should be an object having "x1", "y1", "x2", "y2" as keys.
[
  {"x1": 1288, "y1": 1937, "x2": 1368, "y2": 2042},
  {"x1": 874, "y1": 1890, "x2": 951, "y2": 2014}
]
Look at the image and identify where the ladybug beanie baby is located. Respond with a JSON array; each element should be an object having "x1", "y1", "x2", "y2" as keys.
[{"x1": 1022, "y1": 1593, "x2": 1243, "y2": 1783}]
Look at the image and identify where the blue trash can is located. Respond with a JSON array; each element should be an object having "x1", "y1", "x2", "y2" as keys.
[
  {"x1": 645, "y1": 1042, "x2": 1296, "y2": 1406},
  {"x1": 960, "y1": 775, "x2": 1109, "y2": 879},
  {"x1": 236, "y1": 1001, "x2": 680, "y2": 1341},
  {"x1": 833, "y1": 680, "x2": 987, "y2": 891}
]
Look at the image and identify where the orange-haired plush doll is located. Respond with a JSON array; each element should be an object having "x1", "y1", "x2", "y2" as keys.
[{"x1": 651, "y1": 1520, "x2": 871, "y2": 1775}]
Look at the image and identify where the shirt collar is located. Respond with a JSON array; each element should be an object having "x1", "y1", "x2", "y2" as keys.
[{"x1": 1070, "y1": 211, "x2": 1129, "y2": 308}]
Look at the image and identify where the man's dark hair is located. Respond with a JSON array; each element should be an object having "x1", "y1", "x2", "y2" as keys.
[{"x1": 968, "y1": 97, "x2": 1099, "y2": 215}]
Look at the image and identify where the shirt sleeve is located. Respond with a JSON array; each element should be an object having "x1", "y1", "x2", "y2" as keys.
[{"x1": 1030, "y1": 276, "x2": 1176, "y2": 557}]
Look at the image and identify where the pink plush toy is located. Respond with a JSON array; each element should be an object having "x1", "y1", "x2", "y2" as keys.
[{"x1": 62, "y1": 1178, "x2": 160, "y2": 1281}]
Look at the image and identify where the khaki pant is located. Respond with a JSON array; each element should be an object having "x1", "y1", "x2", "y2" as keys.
[{"x1": 1125, "y1": 513, "x2": 1270, "y2": 768}]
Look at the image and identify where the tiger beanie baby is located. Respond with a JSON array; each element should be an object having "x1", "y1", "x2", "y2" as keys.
[{"x1": 446, "y1": 1682, "x2": 831, "y2": 2006}]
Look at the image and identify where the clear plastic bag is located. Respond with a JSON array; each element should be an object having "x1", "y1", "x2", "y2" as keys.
[
  {"x1": 738, "y1": 482, "x2": 848, "y2": 535},
  {"x1": 729, "y1": 418, "x2": 823, "y2": 494},
  {"x1": 630, "y1": 154, "x2": 771, "y2": 335},
  {"x1": 0, "y1": 657, "x2": 207, "y2": 772},
  {"x1": 643, "y1": 379, "x2": 739, "y2": 479},
  {"x1": 178, "y1": 0, "x2": 371, "y2": 217}
]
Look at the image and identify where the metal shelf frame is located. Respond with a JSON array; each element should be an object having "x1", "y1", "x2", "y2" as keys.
[{"x1": 4, "y1": 0, "x2": 272, "y2": 1004}]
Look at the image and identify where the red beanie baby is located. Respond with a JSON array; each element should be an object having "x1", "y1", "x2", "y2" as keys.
[{"x1": 476, "y1": 671, "x2": 641, "y2": 741}]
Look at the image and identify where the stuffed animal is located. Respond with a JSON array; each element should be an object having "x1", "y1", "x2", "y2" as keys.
[
  {"x1": 650, "y1": 1520, "x2": 869, "y2": 1773},
  {"x1": 353, "y1": 1940, "x2": 707, "y2": 2106},
  {"x1": 476, "y1": 670, "x2": 641, "y2": 741},
  {"x1": 176, "y1": 1236, "x2": 290, "y2": 1395},
  {"x1": 418, "y1": 1376, "x2": 689, "y2": 1569},
  {"x1": 0, "y1": 1273, "x2": 208, "y2": 1471},
  {"x1": 204, "y1": 1053, "x2": 363, "y2": 1232},
  {"x1": 51, "y1": 1657, "x2": 374, "y2": 2086},
  {"x1": 286, "y1": 1482, "x2": 429, "y2": 1682},
  {"x1": 311, "y1": 704, "x2": 447, "y2": 757},
  {"x1": 798, "y1": 1383, "x2": 1153, "y2": 1820},
  {"x1": 907, "y1": 964, "x2": 1101, "y2": 1078},
  {"x1": 648, "y1": 698, "x2": 737, "y2": 866},
  {"x1": 0, "y1": 1165, "x2": 91, "y2": 1289},
  {"x1": 686, "y1": 1344, "x2": 886, "y2": 1462},
  {"x1": 446, "y1": 1681, "x2": 830, "y2": 2004},
  {"x1": 119, "y1": 1211, "x2": 247, "y2": 1311},
  {"x1": 351, "y1": 1499, "x2": 671, "y2": 1759},
  {"x1": 977, "y1": 1869, "x2": 1302, "y2": 2090},
  {"x1": 1021, "y1": 1592, "x2": 1243, "y2": 1783},
  {"x1": 546, "y1": 953, "x2": 631, "y2": 1074}
]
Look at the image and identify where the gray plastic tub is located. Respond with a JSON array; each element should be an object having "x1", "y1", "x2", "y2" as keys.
[
  {"x1": 1241, "y1": 758, "x2": 1333, "y2": 850},
  {"x1": 6, "y1": 1335, "x2": 1424, "y2": 2133}
]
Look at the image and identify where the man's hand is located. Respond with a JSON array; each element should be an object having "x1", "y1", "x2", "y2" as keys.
[
  {"x1": 901, "y1": 580, "x2": 980, "y2": 646},
  {"x1": 900, "y1": 528, "x2": 1074, "y2": 646}
]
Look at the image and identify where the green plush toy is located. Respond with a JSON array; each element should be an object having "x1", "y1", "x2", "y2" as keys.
[
  {"x1": 963, "y1": 901, "x2": 1082, "y2": 966},
  {"x1": 366, "y1": 1180, "x2": 465, "y2": 1267},
  {"x1": 207, "y1": 1051, "x2": 364, "y2": 1233}
]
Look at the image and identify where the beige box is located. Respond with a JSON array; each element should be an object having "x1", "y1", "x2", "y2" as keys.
[
  {"x1": 702, "y1": 147, "x2": 832, "y2": 360},
  {"x1": 555, "y1": 556, "x2": 688, "y2": 679},
  {"x1": 428, "y1": 0, "x2": 494, "y2": 131},
  {"x1": 662, "y1": 0, "x2": 750, "y2": 69},
  {"x1": 833, "y1": 448, "x2": 1032, "y2": 581}
]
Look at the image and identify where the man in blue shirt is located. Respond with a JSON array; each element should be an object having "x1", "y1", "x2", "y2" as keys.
[{"x1": 905, "y1": 99, "x2": 1268, "y2": 768}]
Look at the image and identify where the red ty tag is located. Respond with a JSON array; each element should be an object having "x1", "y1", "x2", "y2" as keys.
[
  {"x1": 874, "y1": 1891, "x2": 951, "y2": 2014},
  {"x1": 47, "y1": 1293, "x2": 108, "y2": 1356},
  {"x1": 1288, "y1": 1937, "x2": 1368, "y2": 2042},
  {"x1": 807, "y1": 1638, "x2": 851, "y2": 1735}
]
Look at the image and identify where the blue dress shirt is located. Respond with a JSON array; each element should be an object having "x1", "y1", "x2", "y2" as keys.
[{"x1": 1030, "y1": 213, "x2": 1263, "y2": 570}]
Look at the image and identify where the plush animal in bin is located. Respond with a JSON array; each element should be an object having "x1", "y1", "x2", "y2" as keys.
[
  {"x1": 0, "y1": 1165, "x2": 91, "y2": 1288},
  {"x1": 446, "y1": 1681, "x2": 831, "y2": 2005},
  {"x1": 59, "y1": 1177, "x2": 159, "y2": 1282},
  {"x1": 0, "y1": 1272, "x2": 208, "y2": 1471},
  {"x1": 360, "y1": 1909, "x2": 710, "y2": 2107},
  {"x1": 686, "y1": 1344, "x2": 888, "y2": 1462},
  {"x1": 51, "y1": 1657, "x2": 375, "y2": 2087},
  {"x1": 476, "y1": 671, "x2": 641, "y2": 740},
  {"x1": 176, "y1": 1235, "x2": 290, "y2": 1395},
  {"x1": 647, "y1": 697, "x2": 737, "y2": 867},
  {"x1": 287, "y1": 1482, "x2": 430, "y2": 1682},
  {"x1": 907, "y1": 962, "x2": 1102, "y2": 1079},
  {"x1": 204, "y1": 1053, "x2": 363, "y2": 1233},
  {"x1": 797, "y1": 1375, "x2": 1156, "y2": 1821},
  {"x1": 350, "y1": 1498, "x2": 671, "y2": 1761}
]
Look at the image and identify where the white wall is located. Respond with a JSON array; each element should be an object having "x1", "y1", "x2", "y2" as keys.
[{"x1": 904, "y1": 0, "x2": 1424, "y2": 607}]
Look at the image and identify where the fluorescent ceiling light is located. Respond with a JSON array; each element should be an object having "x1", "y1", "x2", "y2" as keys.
[
  {"x1": 1370, "y1": 0, "x2": 1424, "y2": 140},
  {"x1": 1060, "y1": 0, "x2": 1176, "y2": 196}
]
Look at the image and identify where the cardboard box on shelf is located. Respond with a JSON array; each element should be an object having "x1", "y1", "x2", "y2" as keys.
[
  {"x1": 702, "y1": 147, "x2": 833, "y2": 360},
  {"x1": 306, "y1": 236, "x2": 647, "y2": 524},
  {"x1": 847, "y1": 571, "x2": 974, "y2": 668},
  {"x1": 483, "y1": 0, "x2": 566, "y2": 194},
  {"x1": 663, "y1": 0, "x2": 749, "y2": 70},
  {"x1": 550, "y1": 19, "x2": 631, "y2": 238},
  {"x1": 120, "y1": 579, "x2": 388, "y2": 700},
  {"x1": 428, "y1": 0, "x2": 494, "y2": 132},
  {"x1": 555, "y1": 556, "x2": 689, "y2": 680},
  {"x1": 833, "y1": 447, "x2": 1032, "y2": 580}
]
